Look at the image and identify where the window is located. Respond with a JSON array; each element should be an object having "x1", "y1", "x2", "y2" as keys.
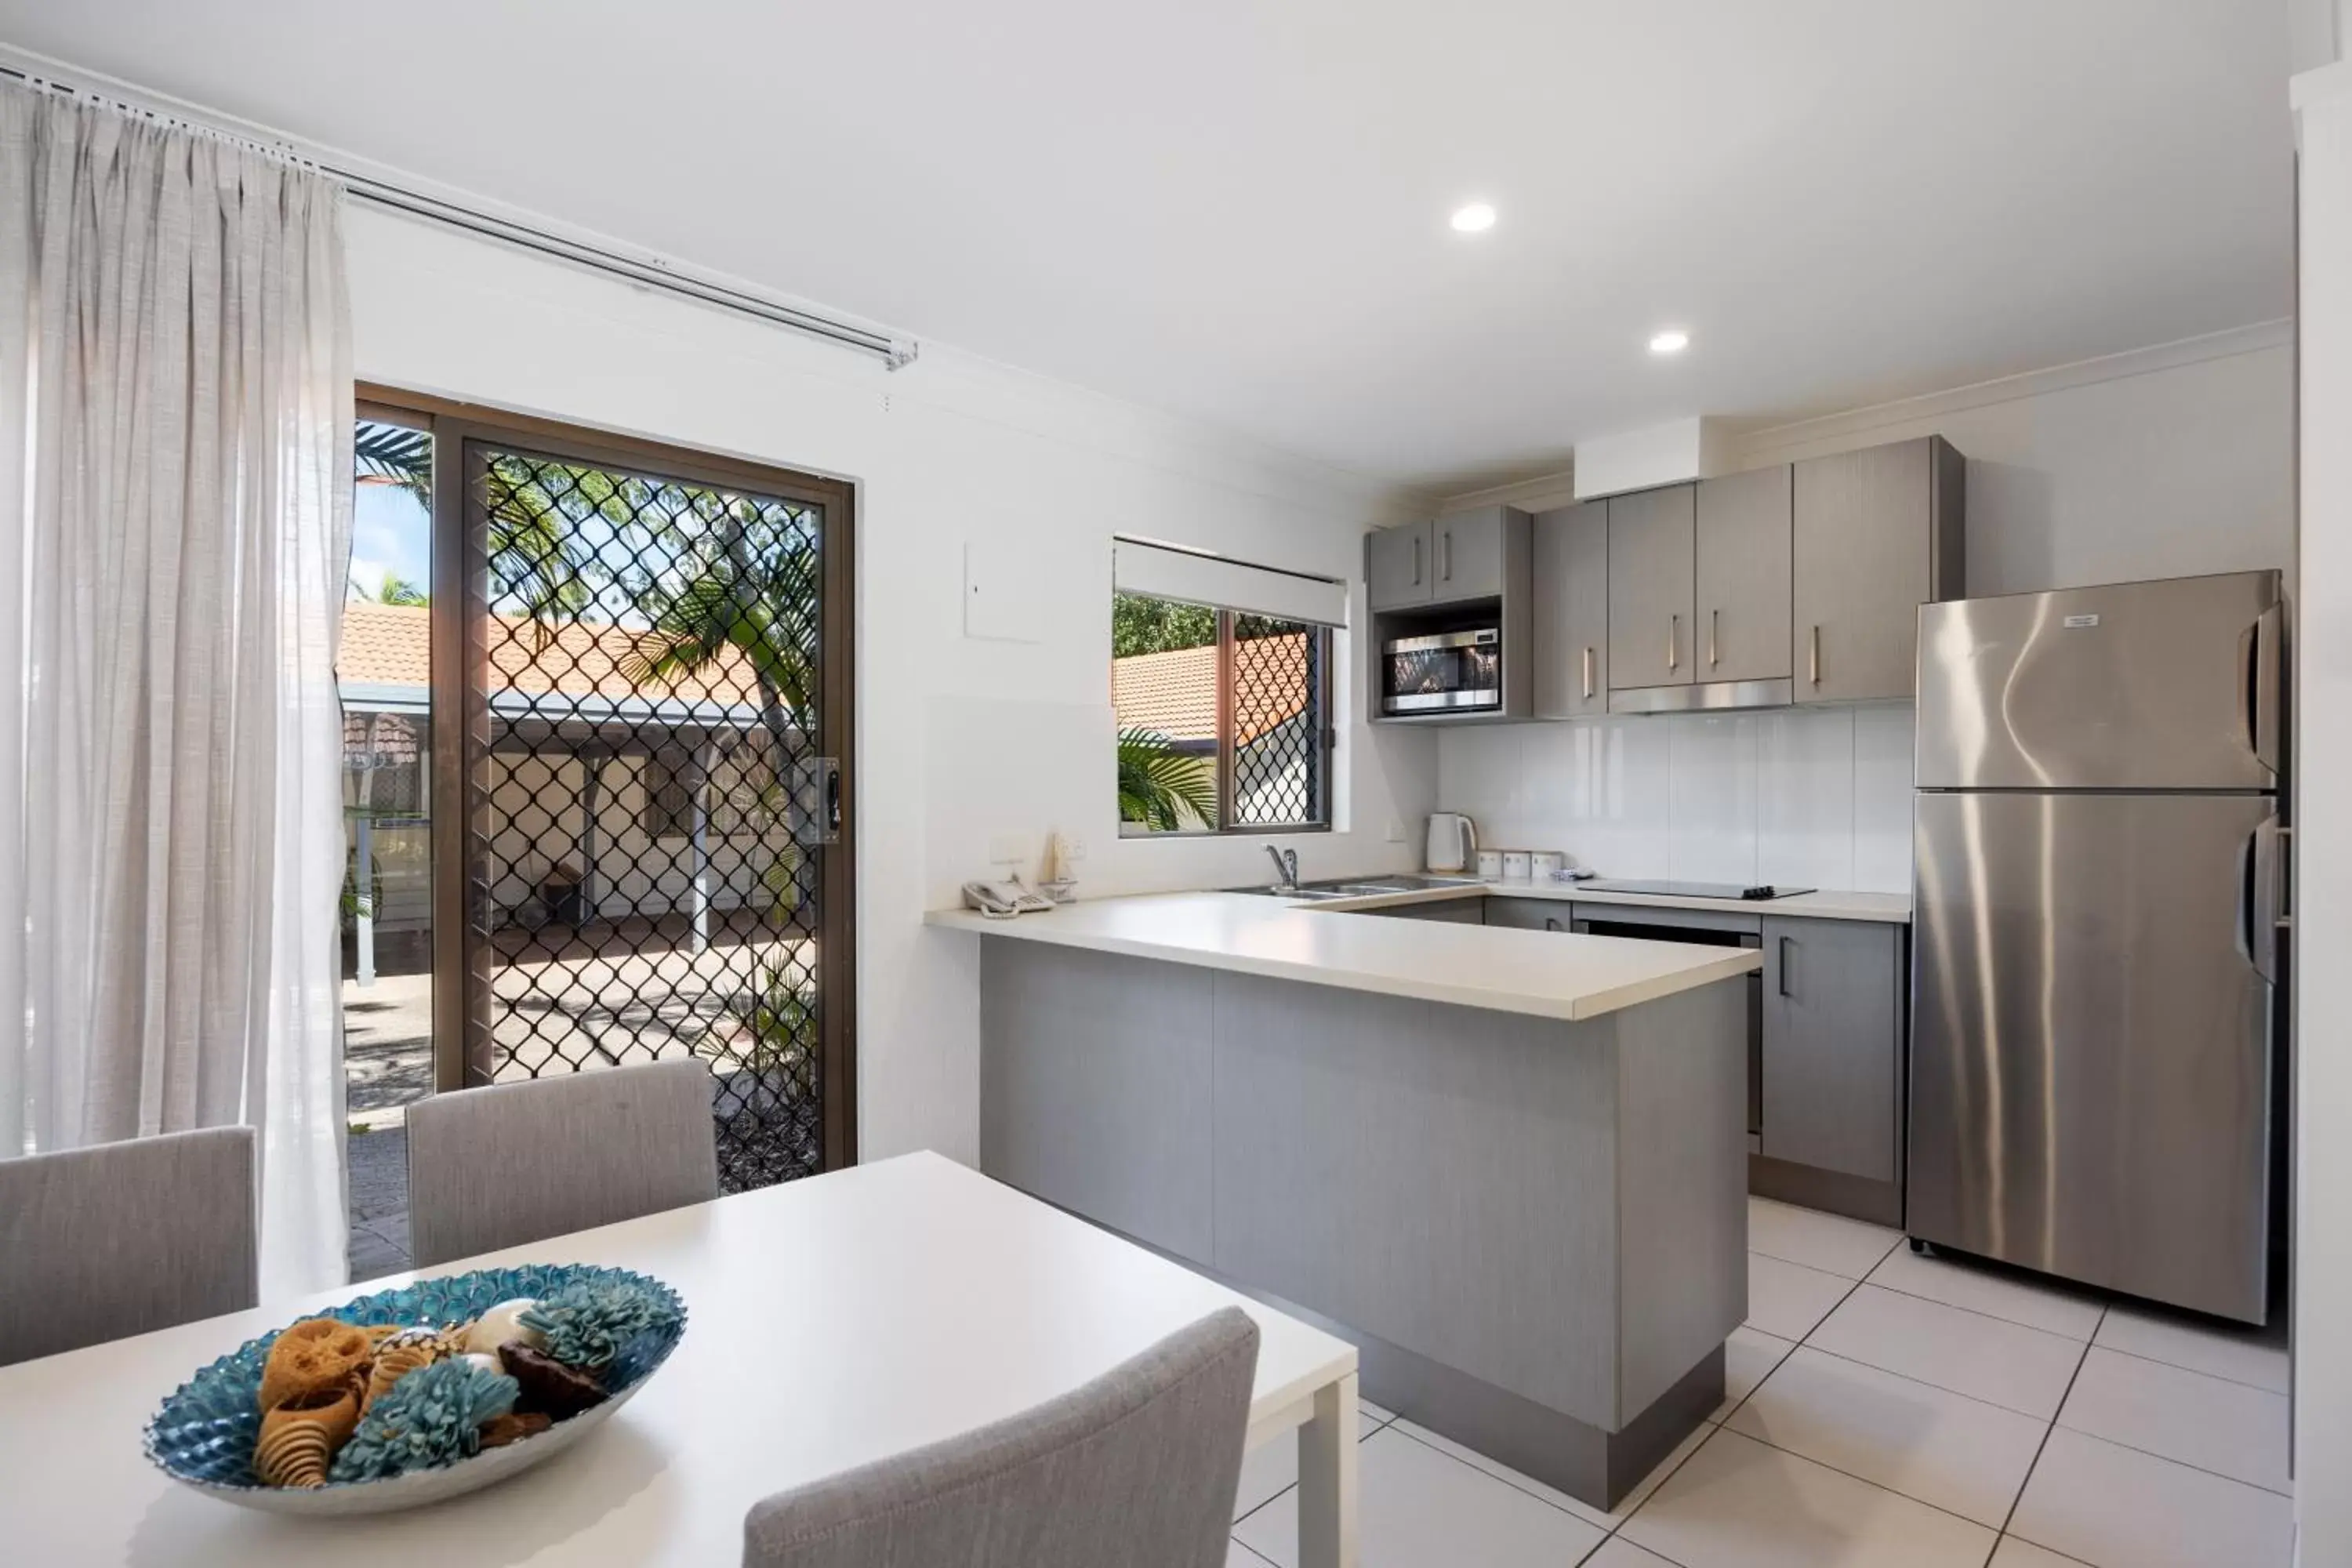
[{"x1": 1112, "y1": 591, "x2": 1332, "y2": 834}]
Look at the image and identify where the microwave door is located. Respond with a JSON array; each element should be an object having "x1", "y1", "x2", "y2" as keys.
[{"x1": 1385, "y1": 630, "x2": 1500, "y2": 713}]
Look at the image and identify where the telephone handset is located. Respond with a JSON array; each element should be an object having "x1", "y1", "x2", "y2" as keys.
[{"x1": 962, "y1": 877, "x2": 1054, "y2": 919}]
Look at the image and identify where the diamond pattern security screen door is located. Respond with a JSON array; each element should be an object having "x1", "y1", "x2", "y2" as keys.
[{"x1": 437, "y1": 419, "x2": 855, "y2": 1190}]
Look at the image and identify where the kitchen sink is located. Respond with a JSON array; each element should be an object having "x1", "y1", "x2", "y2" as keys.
[{"x1": 1230, "y1": 874, "x2": 1483, "y2": 899}]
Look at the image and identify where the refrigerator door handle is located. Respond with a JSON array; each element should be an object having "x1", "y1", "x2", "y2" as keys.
[
  {"x1": 2249, "y1": 603, "x2": 2282, "y2": 777},
  {"x1": 2251, "y1": 812, "x2": 2282, "y2": 984}
]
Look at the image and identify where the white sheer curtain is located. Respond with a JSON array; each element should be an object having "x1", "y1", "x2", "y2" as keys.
[{"x1": 0, "y1": 81, "x2": 354, "y2": 1297}]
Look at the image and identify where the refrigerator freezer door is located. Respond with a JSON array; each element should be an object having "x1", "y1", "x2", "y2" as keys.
[
  {"x1": 1910, "y1": 789, "x2": 2276, "y2": 1322},
  {"x1": 1915, "y1": 572, "x2": 2280, "y2": 791}
]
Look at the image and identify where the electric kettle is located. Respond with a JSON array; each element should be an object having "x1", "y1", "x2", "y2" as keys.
[{"x1": 1425, "y1": 812, "x2": 1478, "y2": 873}]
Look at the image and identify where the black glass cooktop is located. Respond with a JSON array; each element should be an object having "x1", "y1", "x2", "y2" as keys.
[{"x1": 1581, "y1": 880, "x2": 1815, "y2": 902}]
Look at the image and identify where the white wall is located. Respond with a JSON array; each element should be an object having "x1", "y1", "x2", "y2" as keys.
[
  {"x1": 343, "y1": 206, "x2": 1436, "y2": 1167},
  {"x1": 1434, "y1": 328, "x2": 2294, "y2": 893},
  {"x1": 2294, "y1": 48, "x2": 2352, "y2": 1568}
]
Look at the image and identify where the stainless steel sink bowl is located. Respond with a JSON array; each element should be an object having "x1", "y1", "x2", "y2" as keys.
[{"x1": 1229, "y1": 874, "x2": 1482, "y2": 900}]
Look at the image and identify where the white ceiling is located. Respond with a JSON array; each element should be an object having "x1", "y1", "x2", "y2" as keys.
[{"x1": 0, "y1": 1, "x2": 2293, "y2": 493}]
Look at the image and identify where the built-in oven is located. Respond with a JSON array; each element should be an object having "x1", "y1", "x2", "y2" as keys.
[
  {"x1": 1381, "y1": 627, "x2": 1501, "y2": 716},
  {"x1": 1573, "y1": 912, "x2": 1766, "y2": 1143}
]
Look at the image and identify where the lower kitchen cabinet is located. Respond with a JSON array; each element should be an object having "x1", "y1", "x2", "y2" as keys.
[
  {"x1": 1365, "y1": 896, "x2": 1486, "y2": 924},
  {"x1": 1759, "y1": 916, "x2": 1904, "y2": 1197},
  {"x1": 1483, "y1": 895, "x2": 1572, "y2": 931}
]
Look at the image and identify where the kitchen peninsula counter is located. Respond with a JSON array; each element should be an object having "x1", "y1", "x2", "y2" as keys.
[
  {"x1": 923, "y1": 890, "x2": 1759, "y2": 1020},
  {"x1": 927, "y1": 890, "x2": 1752, "y2": 1509}
]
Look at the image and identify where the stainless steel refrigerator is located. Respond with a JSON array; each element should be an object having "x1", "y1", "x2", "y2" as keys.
[{"x1": 1910, "y1": 570, "x2": 2284, "y2": 1323}]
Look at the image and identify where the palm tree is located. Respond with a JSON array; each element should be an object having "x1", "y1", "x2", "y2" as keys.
[
  {"x1": 1118, "y1": 728, "x2": 1214, "y2": 830},
  {"x1": 348, "y1": 573, "x2": 429, "y2": 606},
  {"x1": 354, "y1": 419, "x2": 592, "y2": 623},
  {"x1": 621, "y1": 489, "x2": 823, "y2": 916}
]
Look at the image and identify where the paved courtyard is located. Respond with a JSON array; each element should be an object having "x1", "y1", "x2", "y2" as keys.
[{"x1": 342, "y1": 920, "x2": 817, "y2": 1279}]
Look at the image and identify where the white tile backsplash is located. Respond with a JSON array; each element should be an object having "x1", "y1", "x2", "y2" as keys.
[
  {"x1": 1436, "y1": 703, "x2": 1916, "y2": 895},
  {"x1": 1757, "y1": 708, "x2": 1857, "y2": 891},
  {"x1": 1851, "y1": 705, "x2": 1918, "y2": 894},
  {"x1": 1668, "y1": 714, "x2": 1762, "y2": 884}
]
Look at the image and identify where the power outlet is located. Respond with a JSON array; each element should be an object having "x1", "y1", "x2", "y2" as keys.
[
  {"x1": 1386, "y1": 818, "x2": 1406, "y2": 844},
  {"x1": 1061, "y1": 837, "x2": 1087, "y2": 862},
  {"x1": 986, "y1": 833, "x2": 1036, "y2": 868}
]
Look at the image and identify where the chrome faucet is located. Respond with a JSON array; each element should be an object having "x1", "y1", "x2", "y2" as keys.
[{"x1": 1265, "y1": 844, "x2": 1301, "y2": 892}]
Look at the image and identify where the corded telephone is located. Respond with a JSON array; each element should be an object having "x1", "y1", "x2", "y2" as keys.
[{"x1": 961, "y1": 877, "x2": 1054, "y2": 919}]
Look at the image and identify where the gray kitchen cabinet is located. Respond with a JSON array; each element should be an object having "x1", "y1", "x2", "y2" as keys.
[
  {"x1": 1791, "y1": 437, "x2": 1965, "y2": 702},
  {"x1": 1431, "y1": 506, "x2": 1515, "y2": 604},
  {"x1": 1367, "y1": 521, "x2": 1433, "y2": 610},
  {"x1": 1695, "y1": 464, "x2": 1793, "y2": 683},
  {"x1": 1531, "y1": 501, "x2": 1610, "y2": 718},
  {"x1": 1484, "y1": 896, "x2": 1572, "y2": 931},
  {"x1": 1606, "y1": 485, "x2": 1697, "y2": 691},
  {"x1": 1363, "y1": 896, "x2": 1486, "y2": 924},
  {"x1": 1759, "y1": 916, "x2": 1902, "y2": 1183}
]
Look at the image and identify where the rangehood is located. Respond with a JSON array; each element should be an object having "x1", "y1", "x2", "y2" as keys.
[{"x1": 1610, "y1": 678, "x2": 1795, "y2": 716}]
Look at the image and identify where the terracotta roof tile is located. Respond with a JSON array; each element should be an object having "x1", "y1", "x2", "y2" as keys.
[
  {"x1": 1111, "y1": 633, "x2": 1310, "y2": 746},
  {"x1": 337, "y1": 599, "x2": 768, "y2": 706}
]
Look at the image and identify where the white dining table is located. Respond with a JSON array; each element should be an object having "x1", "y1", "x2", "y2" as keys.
[{"x1": 0, "y1": 1150, "x2": 1359, "y2": 1566}]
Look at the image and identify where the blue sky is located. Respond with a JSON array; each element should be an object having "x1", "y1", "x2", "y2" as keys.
[{"x1": 348, "y1": 479, "x2": 431, "y2": 601}]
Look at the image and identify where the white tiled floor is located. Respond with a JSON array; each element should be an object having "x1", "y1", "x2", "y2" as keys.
[{"x1": 1225, "y1": 1196, "x2": 2295, "y2": 1567}]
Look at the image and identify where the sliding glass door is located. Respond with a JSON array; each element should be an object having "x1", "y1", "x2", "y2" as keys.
[{"x1": 353, "y1": 391, "x2": 856, "y2": 1226}]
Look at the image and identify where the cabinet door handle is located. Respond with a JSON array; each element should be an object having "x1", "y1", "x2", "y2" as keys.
[
  {"x1": 1778, "y1": 935, "x2": 1792, "y2": 996},
  {"x1": 1581, "y1": 645, "x2": 1595, "y2": 699},
  {"x1": 1808, "y1": 625, "x2": 1821, "y2": 685},
  {"x1": 1412, "y1": 535, "x2": 1422, "y2": 586},
  {"x1": 1442, "y1": 530, "x2": 1454, "y2": 582},
  {"x1": 1710, "y1": 608, "x2": 1720, "y2": 668},
  {"x1": 1668, "y1": 614, "x2": 1679, "y2": 672}
]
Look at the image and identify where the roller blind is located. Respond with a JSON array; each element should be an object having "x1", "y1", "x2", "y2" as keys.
[{"x1": 1112, "y1": 539, "x2": 1348, "y2": 628}]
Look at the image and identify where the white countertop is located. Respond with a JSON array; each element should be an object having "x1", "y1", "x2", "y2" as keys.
[
  {"x1": 926, "y1": 891, "x2": 1762, "y2": 1022},
  {"x1": 1340, "y1": 880, "x2": 1913, "y2": 924}
]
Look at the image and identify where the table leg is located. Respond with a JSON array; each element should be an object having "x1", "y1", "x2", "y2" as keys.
[{"x1": 1296, "y1": 1370, "x2": 1359, "y2": 1568}]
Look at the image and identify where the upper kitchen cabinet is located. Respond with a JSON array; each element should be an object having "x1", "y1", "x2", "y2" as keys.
[
  {"x1": 1366, "y1": 506, "x2": 1522, "y2": 612},
  {"x1": 1531, "y1": 500, "x2": 1609, "y2": 718},
  {"x1": 1606, "y1": 485, "x2": 1697, "y2": 692},
  {"x1": 1695, "y1": 464, "x2": 1792, "y2": 684},
  {"x1": 1367, "y1": 521, "x2": 1433, "y2": 610},
  {"x1": 1431, "y1": 506, "x2": 1512, "y2": 603},
  {"x1": 1792, "y1": 436, "x2": 1966, "y2": 702},
  {"x1": 1364, "y1": 508, "x2": 1532, "y2": 723}
]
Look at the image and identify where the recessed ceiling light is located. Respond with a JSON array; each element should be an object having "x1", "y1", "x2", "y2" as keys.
[
  {"x1": 1450, "y1": 202, "x2": 1497, "y2": 234},
  {"x1": 1649, "y1": 328, "x2": 1690, "y2": 355}
]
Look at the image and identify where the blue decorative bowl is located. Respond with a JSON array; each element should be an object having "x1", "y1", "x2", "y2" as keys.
[{"x1": 143, "y1": 1264, "x2": 685, "y2": 1516}]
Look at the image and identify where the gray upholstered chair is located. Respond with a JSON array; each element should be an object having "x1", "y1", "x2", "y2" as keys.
[
  {"x1": 0, "y1": 1126, "x2": 259, "y2": 1367},
  {"x1": 742, "y1": 1306, "x2": 1261, "y2": 1568},
  {"x1": 405, "y1": 1058, "x2": 719, "y2": 1267}
]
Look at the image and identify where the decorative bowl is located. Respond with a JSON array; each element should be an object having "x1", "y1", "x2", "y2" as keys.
[{"x1": 143, "y1": 1263, "x2": 684, "y2": 1516}]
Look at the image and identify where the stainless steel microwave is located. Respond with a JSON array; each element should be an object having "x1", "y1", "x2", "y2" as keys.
[{"x1": 1382, "y1": 628, "x2": 1501, "y2": 715}]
